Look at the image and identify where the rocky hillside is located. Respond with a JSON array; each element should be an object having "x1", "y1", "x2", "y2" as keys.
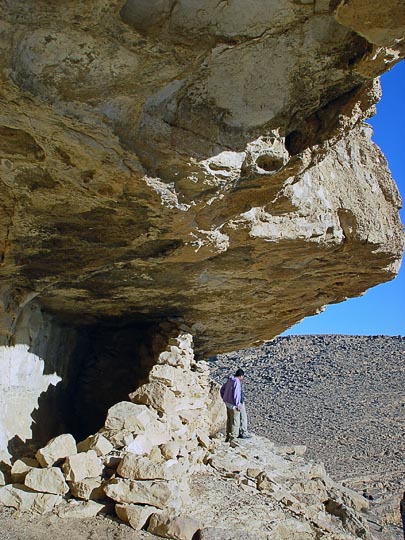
[{"x1": 211, "y1": 334, "x2": 405, "y2": 539}]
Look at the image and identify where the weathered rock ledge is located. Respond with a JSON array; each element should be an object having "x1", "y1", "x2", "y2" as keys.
[
  {"x1": 0, "y1": 0, "x2": 404, "y2": 356},
  {"x1": 0, "y1": 333, "x2": 376, "y2": 540}
]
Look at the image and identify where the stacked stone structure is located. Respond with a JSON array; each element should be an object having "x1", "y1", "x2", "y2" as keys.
[{"x1": 0, "y1": 332, "x2": 377, "y2": 539}]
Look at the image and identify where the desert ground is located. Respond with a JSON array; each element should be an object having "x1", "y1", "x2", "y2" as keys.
[
  {"x1": 211, "y1": 335, "x2": 405, "y2": 540},
  {"x1": 1, "y1": 335, "x2": 404, "y2": 539}
]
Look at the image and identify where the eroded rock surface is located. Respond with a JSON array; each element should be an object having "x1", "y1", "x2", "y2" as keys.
[{"x1": 0, "y1": 1, "x2": 404, "y2": 357}]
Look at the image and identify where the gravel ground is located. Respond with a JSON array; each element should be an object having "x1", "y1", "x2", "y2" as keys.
[{"x1": 211, "y1": 335, "x2": 405, "y2": 480}]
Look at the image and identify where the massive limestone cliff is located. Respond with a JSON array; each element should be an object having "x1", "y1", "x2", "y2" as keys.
[{"x1": 0, "y1": 1, "x2": 404, "y2": 466}]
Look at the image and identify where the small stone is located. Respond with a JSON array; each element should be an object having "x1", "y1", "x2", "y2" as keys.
[
  {"x1": 35, "y1": 434, "x2": 77, "y2": 467},
  {"x1": 147, "y1": 513, "x2": 200, "y2": 540},
  {"x1": 115, "y1": 503, "x2": 157, "y2": 530},
  {"x1": 246, "y1": 468, "x2": 262, "y2": 479},
  {"x1": 160, "y1": 442, "x2": 180, "y2": 460},
  {"x1": 102, "y1": 429, "x2": 134, "y2": 449},
  {"x1": 0, "y1": 471, "x2": 5, "y2": 486},
  {"x1": 11, "y1": 458, "x2": 39, "y2": 483},
  {"x1": 103, "y1": 451, "x2": 123, "y2": 469},
  {"x1": 196, "y1": 430, "x2": 211, "y2": 449},
  {"x1": 149, "y1": 447, "x2": 163, "y2": 462},
  {"x1": 256, "y1": 472, "x2": 281, "y2": 494},
  {"x1": 77, "y1": 433, "x2": 113, "y2": 457}
]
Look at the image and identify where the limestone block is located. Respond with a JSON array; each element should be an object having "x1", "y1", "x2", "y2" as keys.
[
  {"x1": 188, "y1": 447, "x2": 206, "y2": 466},
  {"x1": 11, "y1": 458, "x2": 39, "y2": 483},
  {"x1": 77, "y1": 433, "x2": 113, "y2": 457},
  {"x1": 149, "y1": 364, "x2": 186, "y2": 389},
  {"x1": 160, "y1": 441, "x2": 180, "y2": 460},
  {"x1": 69, "y1": 477, "x2": 105, "y2": 500},
  {"x1": 147, "y1": 513, "x2": 200, "y2": 540},
  {"x1": 145, "y1": 420, "x2": 171, "y2": 446},
  {"x1": 125, "y1": 434, "x2": 153, "y2": 456},
  {"x1": 56, "y1": 499, "x2": 108, "y2": 518},
  {"x1": 104, "y1": 401, "x2": 157, "y2": 432},
  {"x1": 256, "y1": 472, "x2": 281, "y2": 494},
  {"x1": 0, "y1": 484, "x2": 62, "y2": 514},
  {"x1": 149, "y1": 446, "x2": 163, "y2": 462},
  {"x1": 130, "y1": 382, "x2": 177, "y2": 415},
  {"x1": 326, "y1": 479, "x2": 370, "y2": 513},
  {"x1": 115, "y1": 503, "x2": 157, "y2": 530},
  {"x1": 0, "y1": 470, "x2": 5, "y2": 486},
  {"x1": 177, "y1": 409, "x2": 204, "y2": 427},
  {"x1": 208, "y1": 451, "x2": 250, "y2": 474},
  {"x1": 195, "y1": 361, "x2": 210, "y2": 373},
  {"x1": 157, "y1": 335, "x2": 193, "y2": 369},
  {"x1": 117, "y1": 455, "x2": 186, "y2": 481},
  {"x1": 176, "y1": 396, "x2": 207, "y2": 416},
  {"x1": 167, "y1": 415, "x2": 188, "y2": 439},
  {"x1": 104, "y1": 478, "x2": 183, "y2": 509},
  {"x1": 35, "y1": 434, "x2": 77, "y2": 467},
  {"x1": 102, "y1": 429, "x2": 134, "y2": 449},
  {"x1": 157, "y1": 349, "x2": 192, "y2": 370},
  {"x1": 246, "y1": 468, "x2": 262, "y2": 479},
  {"x1": 25, "y1": 466, "x2": 69, "y2": 495},
  {"x1": 62, "y1": 450, "x2": 103, "y2": 483}
]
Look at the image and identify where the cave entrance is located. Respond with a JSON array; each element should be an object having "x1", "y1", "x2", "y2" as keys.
[
  {"x1": 28, "y1": 317, "x2": 168, "y2": 454},
  {"x1": 68, "y1": 320, "x2": 162, "y2": 441}
]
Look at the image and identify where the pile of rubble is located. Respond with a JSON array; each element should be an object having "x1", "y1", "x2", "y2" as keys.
[{"x1": 0, "y1": 332, "x2": 374, "y2": 540}]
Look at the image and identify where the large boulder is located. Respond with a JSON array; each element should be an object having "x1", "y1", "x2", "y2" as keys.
[
  {"x1": 24, "y1": 467, "x2": 69, "y2": 496},
  {"x1": 104, "y1": 402, "x2": 158, "y2": 433},
  {"x1": 104, "y1": 478, "x2": 186, "y2": 510},
  {"x1": 0, "y1": 484, "x2": 62, "y2": 514}
]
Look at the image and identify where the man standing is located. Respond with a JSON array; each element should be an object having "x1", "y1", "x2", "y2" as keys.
[
  {"x1": 220, "y1": 368, "x2": 252, "y2": 442},
  {"x1": 400, "y1": 492, "x2": 405, "y2": 540}
]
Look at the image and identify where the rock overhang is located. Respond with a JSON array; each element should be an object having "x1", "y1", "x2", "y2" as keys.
[{"x1": 0, "y1": 0, "x2": 404, "y2": 357}]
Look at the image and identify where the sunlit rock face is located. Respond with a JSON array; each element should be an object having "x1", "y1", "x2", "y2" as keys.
[{"x1": 0, "y1": 0, "x2": 404, "y2": 358}]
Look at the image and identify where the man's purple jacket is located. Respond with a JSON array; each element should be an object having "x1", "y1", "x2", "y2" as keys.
[{"x1": 220, "y1": 376, "x2": 242, "y2": 407}]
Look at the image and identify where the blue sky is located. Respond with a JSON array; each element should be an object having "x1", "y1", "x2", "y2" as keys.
[{"x1": 283, "y1": 61, "x2": 405, "y2": 336}]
